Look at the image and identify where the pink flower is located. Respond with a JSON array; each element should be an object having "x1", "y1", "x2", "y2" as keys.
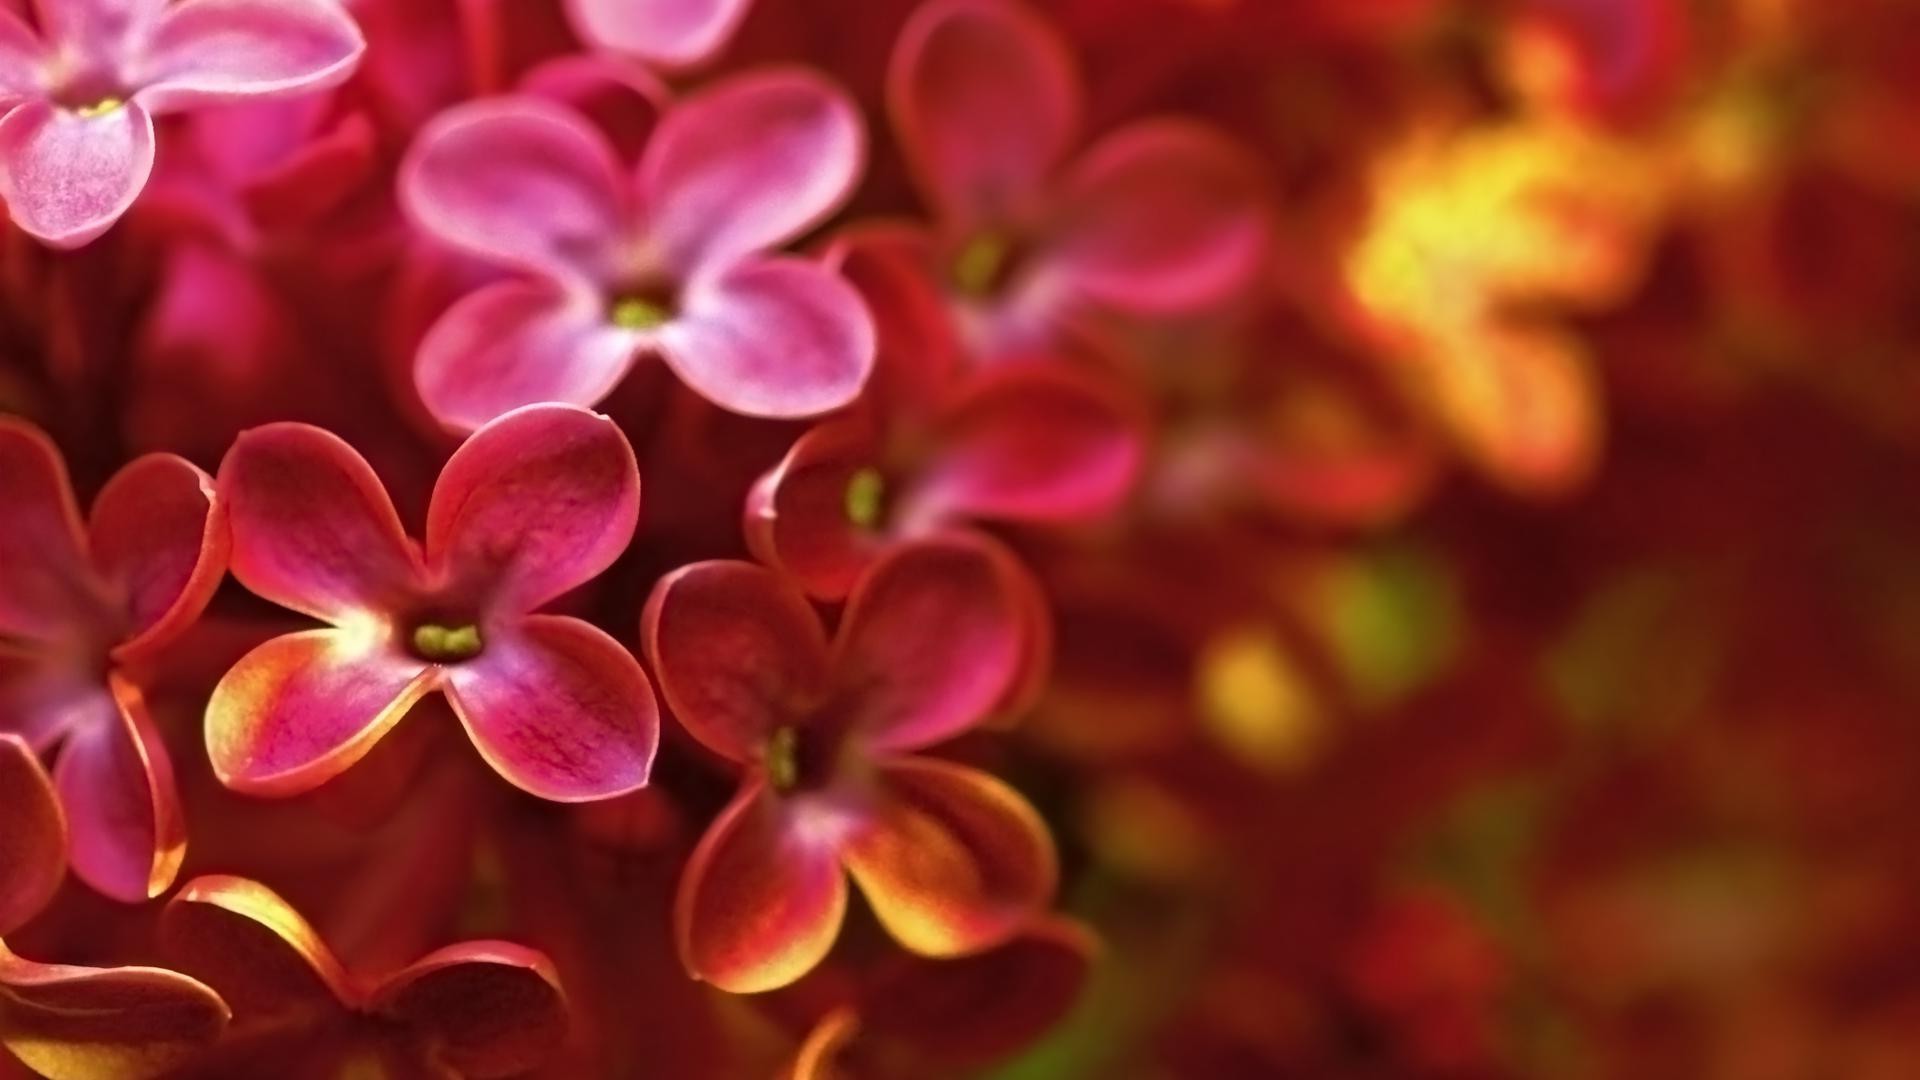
[
  {"x1": 0, "y1": 418, "x2": 227, "y2": 901},
  {"x1": 206, "y1": 403, "x2": 659, "y2": 802},
  {"x1": 643, "y1": 534, "x2": 1057, "y2": 994},
  {"x1": 0, "y1": 735, "x2": 229, "y2": 1077},
  {"x1": 0, "y1": 0, "x2": 365, "y2": 248},
  {"x1": 886, "y1": 0, "x2": 1271, "y2": 355},
  {"x1": 565, "y1": 0, "x2": 754, "y2": 70},
  {"x1": 400, "y1": 68, "x2": 874, "y2": 432}
]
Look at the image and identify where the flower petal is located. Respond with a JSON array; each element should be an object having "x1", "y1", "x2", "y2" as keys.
[
  {"x1": 159, "y1": 875, "x2": 353, "y2": 1014},
  {"x1": 657, "y1": 256, "x2": 874, "y2": 419},
  {"x1": 136, "y1": 0, "x2": 366, "y2": 114},
  {"x1": 415, "y1": 278, "x2": 642, "y2": 434},
  {"x1": 887, "y1": 0, "x2": 1080, "y2": 228},
  {"x1": 1045, "y1": 120, "x2": 1271, "y2": 314},
  {"x1": 641, "y1": 68, "x2": 864, "y2": 274},
  {"x1": 400, "y1": 96, "x2": 625, "y2": 280},
  {"x1": 0, "y1": 734, "x2": 66, "y2": 936},
  {"x1": 0, "y1": 99, "x2": 156, "y2": 249},
  {"x1": 0, "y1": 9, "x2": 46, "y2": 108},
  {"x1": 426, "y1": 404, "x2": 639, "y2": 613},
  {"x1": 90, "y1": 453, "x2": 228, "y2": 663},
  {"x1": 0, "y1": 943, "x2": 229, "y2": 1080},
  {"x1": 205, "y1": 628, "x2": 436, "y2": 798},
  {"x1": 218, "y1": 422, "x2": 423, "y2": 624},
  {"x1": 442, "y1": 615, "x2": 657, "y2": 801},
  {"x1": 744, "y1": 418, "x2": 886, "y2": 602},
  {"x1": 641, "y1": 561, "x2": 829, "y2": 763},
  {"x1": 841, "y1": 757, "x2": 1056, "y2": 957},
  {"x1": 53, "y1": 675, "x2": 185, "y2": 902},
  {"x1": 0, "y1": 419, "x2": 97, "y2": 643},
  {"x1": 674, "y1": 780, "x2": 847, "y2": 994},
  {"x1": 833, "y1": 534, "x2": 1027, "y2": 752},
  {"x1": 563, "y1": 0, "x2": 751, "y2": 69},
  {"x1": 781, "y1": 1006, "x2": 859, "y2": 1080},
  {"x1": 368, "y1": 943, "x2": 568, "y2": 1078}
]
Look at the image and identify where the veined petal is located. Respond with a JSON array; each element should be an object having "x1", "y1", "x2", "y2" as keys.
[
  {"x1": 218, "y1": 422, "x2": 423, "y2": 624},
  {"x1": 369, "y1": 943, "x2": 568, "y2": 1079},
  {"x1": 657, "y1": 256, "x2": 874, "y2": 419},
  {"x1": 674, "y1": 780, "x2": 847, "y2": 994},
  {"x1": 0, "y1": 99, "x2": 156, "y2": 250},
  {"x1": 442, "y1": 615, "x2": 657, "y2": 801},
  {"x1": 641, "y1": 560, "x2": 829, "y2": 763},
  {"x1": 415, "y1": 279, "x2": 642, "y2": 435},
  {"x1": 563, "y1": 0, "x2": 750, "y2": 69},
  {"x1": 0, "y1": 734, "x2": 66, "y2": 936},
  {"x1": 426, "y1": 405, "x2": 639, "y2": 613},
  {"x1": 53, "y1": 675, "x2": 185, "y2": 902},
  {"x1": 136, "y1": 0, "x2": 366, "y2": 114},
  {"x1": 841, "y1": 757, "x2": 1056, "y2": 957},
  {"x1": 887, "y1": 0, "x2": 1080, "y2": 228},
  {"x1": 641, "y1": 68, "x2": 864, "y2": 274},
  {"x1": 160, "y1": 875, "x2": 353, "y2": 1014},
  {"x1": 0, "y1": 419, "x2": 98, "y2": 643},
  {"x1": 90, "y1": 453, "x2": 229, "y2": 663},
  {"x1": 744, "y1": 418, "x2": 886, "y2": 602},
  {"x1": 0, "y1": 942, "x2": 229, "y2": 1080},
  {"x1": 205, "y1": 628, "x2": 436, "y2": 798}
]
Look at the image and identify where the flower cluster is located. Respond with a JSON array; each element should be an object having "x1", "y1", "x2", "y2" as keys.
[{"x1": 5, "y1": 0, "x2": 1920, "y2": 1075}]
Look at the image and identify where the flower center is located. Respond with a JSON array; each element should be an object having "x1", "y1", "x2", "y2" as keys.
[
  {"x1": 952, "y1": 231, "x2": 1021, "y2": 297},
  {"x1": 73, "y1": 96, "x2": 125, "y2": 119},
  {"x1": 766, "y1": 726, "x2": 801, "y2": 793},
  {"x1": 609, "y1": 296, "x2": 670, "y2": 330},
  {"x1": 843, "y1": 467, "x2": 886, "y2": 529},
  {"x1": 410, "y1": 622, "x2": 484, "y2": 662}
]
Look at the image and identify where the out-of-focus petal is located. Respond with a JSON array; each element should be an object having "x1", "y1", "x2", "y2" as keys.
[
  {"x1": 657, "y1": 256, "x2": 874, "y2": 419},
  {"x1": 426, "y1": 404, "x2": 639, "y2": 613},
  {"x1": 90, "y1": 453, "x2": 228, "y2": 662},
  {"x1": 0, "y1": 944, "x2": 229, "y2": 1080},
  {"x1": 674, "y1": 780, "x2": 847, "y2": 994},
  {"x1": 0, "y1": 419, "x2": 96, "y2": 642},
  {"x1": 53, "y1": 676, "x2": 184, "y2": 902},
  {"x1": 841, "y1": 757, "x2": 1056, "y2": 957},
  {"x1": 781, "y1": 1006, "x2": 859, "y2": 1080},
  {"x1": 563, "y1": 0, "x2": 751, "y2": 70},
  {"x1": 641, "y1": 68, "x2": 864, "y2": 273},
  {"x1": 1046, "y1": 120, "x2": 1270, "y2": 314},
  {"x1": 0, "y1": 734, "x2": 65, "y2": 936},
  {"x1": 442, "y1": 615, "x2": 657, "y2": 801},
  {"x1": 30, "y1": 0, "x2": 162, "y2": 62},
  {"x1": 400, "y1": 97, "x2": 625, "y2": 280},
  {"x1": 137, "y1": 0, "x2": 366, "y2": 113},
  {"x1": 370, "y1": 943, "x2": 568, "y2": 1079},
  {"x1": 160, "y1": 875, "x2": 353, "y2": 1012},
  {"x1": 887, "y1": 0, "x2": 1080, "y2": 228},
  {"x1": 205, "y1": 628, "x2": 436, "y2": 797},
  {"x1": 642, "y1": 561, "x2": 829, "y2": 763},
  {"x1": 0, "y1": 10, "x2": 46, "y2": 108},
  {"x1": 744, "y1": 418, "x2": 885, "y2": 602},
  {"x1": 823, "y1": 223, "x2": 958, "y2": 415},
  {"x1": 0, "y1": 99, "x2": 156, "y2": 249},
  {"x1": 218, "y1": 423, "x2": 423, "y2": 624},
  {"x1": 833, "y1": 535, "x2": 1026, "y2": 751},
  {"x1": 415, "y1": 279, "x2": 642, "y2": 434}
]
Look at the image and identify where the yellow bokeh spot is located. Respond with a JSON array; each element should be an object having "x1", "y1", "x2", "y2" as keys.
[{"x1": 1196, "y1": 626, "x2": 1325, "y2": 775}]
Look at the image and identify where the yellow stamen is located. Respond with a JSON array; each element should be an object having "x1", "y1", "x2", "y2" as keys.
[
  {"x1": 952, "y1": 232, "x2": 1011, "y2": 296},
  {"x1": 74, "y1": 97, "x2": 124, "y2": 119},
  {"x1": 766, "y1": 726, "x2": 800, "y2": 793},
  {"x1": 411, "y1": 623, "x2": 483, "y2": 662},
  {"x1": 843, "y1": 467, "x2": 886, "y2": 529},
  {"x1": 610, "y1": 296, "x2": 669, "y2": 330}
]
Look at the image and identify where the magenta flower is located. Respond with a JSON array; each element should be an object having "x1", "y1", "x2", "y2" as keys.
[
  {"x1": 886, "y1": 0, "x2": 1270, "y2": 354},
  {"x1": 565, "y1": 0, "x2": 754, "y2": 70},
  {"x1": 643, "y1": 534, "x2": 1057, "y2": 994},
  {"x1": 400, "y1": 69, "x2": 874, "y2": 432},
  {"x1": 0, "y1": 418, "x2": 226, "y2": 902},
  {"x1": 206, "y1": 403, "x2": 659, "y2": 801},
  {"x1": 0, "y1": 0, "x2": 365, "y2": 248}
]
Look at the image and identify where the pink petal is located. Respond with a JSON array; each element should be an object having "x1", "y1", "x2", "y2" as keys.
[
  {"x1": 563, "y1": 0, "x2": 751, "y2": 69},
  {"x1": 833, "y1": 534, "x2": 1027, "y2": 752},
  {"x1": 0, "y1": 99, "x2": 156, "y2": 249},
  {"x1": 30, "y1": 0, "x2": 165, "y2": 60},
  {"x1": 0, "y1": 943, "x2": 230, "y2": 1080},
  {"x1": 743, "y1": 418, "x2": 885, "y2": 602},
  {"x1": 426, "y1": 404, "x2": 639, "y2": 613},
  {"x1": 160, "y1": 874, "x2": 355, "y2": 1013},
  {"x1": 887, "y1": 0, "x2": 1080, "y2": 228},
  {"x1": 205, "y1": 628, "x2": 436, "y2": 797},
  {"x1": 400, "y1": 96, "x2": 625, "y2": 281},
  {"x1": 89, "y1": 453, "x2": 229, "y2": 663},
  {"x1": 0, "y1": 659, "x2": 108, "y2": 754},
  {"x1": 656, "y1": 256, "x2": 874, "y2": 419},
  {"x1": 0, "y1": 418, "x2": 98, "y2": 642},
  {"x1": 641, "y1": 560, "x2": 830, "y2": 763},
  {"x1": 442, "y1": 615, "x2": 657, "y2": 801},
  {"x1": 218, "y1": 422, "x2": 424, "y2": 624},
  {"x1": 823, "y1": 222, "x2": 959, "y2": 415},
  {"x1": 53, "y1": 675, "x2": 185, "y2": 902},
  {"x1": 841, "y1": 756, "x2": 1056, "y2": 957},
  {"x1": 674, "y1": 780, "x2": 847, "y2": 994},
  {"x1": 1044, "y1": 120, "x2": 1271, "y2": 314},
  {"x1": 137, "y1": 0, "x2": 366, "y2": 114},
  {"x1": 0, "y1": 9, "x2": 46, "y2": 108},
  {"x1": 0, "y1": 734, "x2": 66, "y2": 936},
  {"x1": 641, "y1": 69, "x2": 865, "y2": 274},
  {"x1": 912, "y1": 362, "x2": 1143, "y2": 525},
  {"x1": 415, "y1": 278, "x2": 642, "y2": 434},
  {"x1": 517, "y1": 53, "x2": 668, "y2": 162},
  {"x1": 369, "y1": 943, "x2": 568, "y2": 1078}
]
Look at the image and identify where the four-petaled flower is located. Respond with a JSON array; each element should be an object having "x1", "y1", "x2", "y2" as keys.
[
  {"x1": 644, "y1": 533, "x2": 1057, "y2": 993},
  {"x1": 0, "y1": 418, "x2": 227, "y2": 901},
  {"x1": 206, "y1": 403, "x2": 660, "y2": 802},
  {"x1": 0, "y1": 0, "x2": 365, "y2": 247},
  {"x1": 400, "y1": 69, "x2": 875, "y2": 432}
]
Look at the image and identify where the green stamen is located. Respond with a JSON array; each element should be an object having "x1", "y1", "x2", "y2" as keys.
[
  {"x1": 844, "y1": 467, "x2": 886, "y2": 529},
  {"x1": 766, "y1": 727, "x2": 800, "y2": 793},
  {"x1": 610, "y1": 296, "x2": 669, "y2": 330},
  {"x1": 412, "y1": 623, "x2": 484, "y2": 662},
  {"x1": 952, "y1": 232, "x2": 1011, "y2": 296}
]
